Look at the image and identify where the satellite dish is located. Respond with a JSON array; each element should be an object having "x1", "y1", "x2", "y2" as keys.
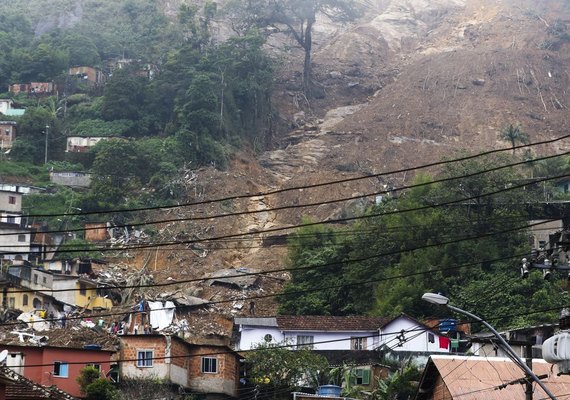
[{"x1": 0, "y1": 350, "x2": 8, "y2": 363}]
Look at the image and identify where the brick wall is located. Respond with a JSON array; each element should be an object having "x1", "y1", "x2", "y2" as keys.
[
  {"x1": 188, "y1": 345, "x2": 239, "y2": 397},
  {"x1": 432, "y1": 375, "x2": 453, "y2": 400}
]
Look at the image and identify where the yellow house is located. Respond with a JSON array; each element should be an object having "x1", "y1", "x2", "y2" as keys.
[
  {"x1": 1, "y1": 284, "x2": 51, "y2": 313},
  {"x1": 75, "y1": 278, "x2": 113, "y2": 310}
]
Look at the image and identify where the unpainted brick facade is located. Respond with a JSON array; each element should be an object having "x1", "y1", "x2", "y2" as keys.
[{"x1": 120, "y1": 335, "x2": 239, "y2": 398}]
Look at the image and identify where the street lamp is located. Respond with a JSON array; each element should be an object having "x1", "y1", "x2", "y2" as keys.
[{"x1": 422, "y1": 293, "x2": 557, "y2": 400}]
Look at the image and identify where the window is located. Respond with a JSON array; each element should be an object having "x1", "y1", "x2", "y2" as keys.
[
  {"x1": 88, "y1": 364, "x2": 101, "y2": 372},
  {"x1": 137, "y1": 350, "x2": 153, "y2": 367},
  {"x1": 8, "y1": 298, "x2": 15, "y2": 308},
  {"x1": 428, "y1": 333, "x2": 435, "y2": 343},
  {"x1": 6, "y1": 216, "x2": 15, "y2": 224},
  {"x1": 201, "y1": 357, "x2": 218, "y2": 373},
  {"x1": 297, "y1": 335, "x2": 314, "y2": 349},
  {"x1": 8, "y1": 196, "x2": 16, "y2": 205},
  {"x1": 351, "y1": 368, "x2": 370, "y2": 386},
  {"x1": 53, "y1": 362, "x2": 69, "y2": 378},
  {"x1": 79, "y1": 283, "x2": 86, "y2": 296},
  {"x1": 18, "y1": 235, "x2": 26, "y2": 242},
  {"x1": 22, "y1": 295, "x2": 28, "y2": 306},
  {"x1": 33, "y1": 275, "x2": 38, "y2": 284},
  {"x1": 351, "y1": 337, "x2": 367, "y2": 350}
]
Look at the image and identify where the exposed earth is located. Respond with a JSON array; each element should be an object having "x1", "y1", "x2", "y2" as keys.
[{"x1": 24, "y1": 0, "x2": 570, "y2": 344}]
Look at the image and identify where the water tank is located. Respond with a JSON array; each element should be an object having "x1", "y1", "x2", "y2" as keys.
[
  {"x1": 83, "y1": 344, "x2": 102, "y2": 350},
  {"x1": 543, "y1": 332, "x2": 570, "y2": 374},
  {"x1": 317, "y1": 385, "x2": 342, "y2": 397},
  {"x1": 439, "y1": 319, "x2": 457, "y2": 333}
]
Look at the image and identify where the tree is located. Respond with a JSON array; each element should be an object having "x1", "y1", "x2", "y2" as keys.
[
  {"x1": 77, "y1": 366, "x2": 101, "y2": 394},
  {"x1": 232, "y1": 0, "x2": 359, "y2": 96},
  {"x1": 499, "y1": 123, "x2": 529, "y2": 154},
  {"x1": 245, "y1": 341, "x2": 330, "y2": 393}
]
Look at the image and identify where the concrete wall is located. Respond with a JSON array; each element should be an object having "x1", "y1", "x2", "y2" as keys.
[
  {"x1": 0, "y1": 227, "x2": 29, "y2": 260},
  {"x1": 50, "y1": 172, "x2": 92, "y2": 188},
  {"x1": 0, "y1": 191, "x2": 22, "y2": 213}
]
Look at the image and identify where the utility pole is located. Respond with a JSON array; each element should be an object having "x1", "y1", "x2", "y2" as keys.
[
  {"x1": 525, "y1": 343, "x2": 533, "y2": 400},
  {"x1": 44, "y1": 124, "x2": 50, "y2": 165}
]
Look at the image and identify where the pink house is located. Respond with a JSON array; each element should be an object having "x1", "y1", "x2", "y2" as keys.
[{"x1": 1, "y1": 344, "x2": 115, "y2": 398}]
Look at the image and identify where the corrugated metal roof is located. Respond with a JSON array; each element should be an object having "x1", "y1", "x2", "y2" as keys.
[
  {"x1": 429, "y1": 355, "x2": 570, "y2": 399},
  {"x1": 276, "y1": 316, "x2": 389, "y2": 331}
]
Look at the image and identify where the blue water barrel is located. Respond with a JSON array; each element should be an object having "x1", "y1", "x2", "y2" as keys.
[
  {"x1": 439, "y1": 319, "x2": 457, "y2": 333},
  {"x1": 318, "y1": 385, "x2": 342, "y2": 397},
  {"x1": 83, "y1": 344, "x2": 102, "y2": 350}
]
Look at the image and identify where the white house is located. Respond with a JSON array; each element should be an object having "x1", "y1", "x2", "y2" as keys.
[
  {"x1": 235, "y1": 315, "x2": 388, "y2": 351},
  {"x1": 66, "y1": 136, "x2": 110, "y2": 152},
  {"x1": 235, "y1": 315, "x2": 453, "y2": 357},
  {"x1": 378, "y1": 314, "x2": 452, "y2": 353}
]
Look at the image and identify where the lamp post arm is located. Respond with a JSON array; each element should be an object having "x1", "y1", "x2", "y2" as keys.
[{"x1": 447, "y1": 304, "x2": 558, "y2": 400}]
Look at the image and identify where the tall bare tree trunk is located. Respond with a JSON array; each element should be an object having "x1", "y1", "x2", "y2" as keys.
[{"x1": 302, "y1": 14, "x2": 315, "y2": 97}]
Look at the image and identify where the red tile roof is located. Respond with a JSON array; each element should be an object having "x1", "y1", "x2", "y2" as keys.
[
  {"x1": 0, "y1": 366, "x2": 76, "y2": 400},
  {"x1": 276, "y1": 316, "x2": 390, "y2": 331}
]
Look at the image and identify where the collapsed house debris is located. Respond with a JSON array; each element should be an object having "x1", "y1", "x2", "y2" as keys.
[{"x1": 207, "y1": 268, "x2": 260, "y2": 289}]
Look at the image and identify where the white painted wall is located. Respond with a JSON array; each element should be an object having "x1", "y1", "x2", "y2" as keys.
[
  {"x1": 237, "y1": 326, "x2": 379, "y2": 351},
  {"x1": 379, "y1": 318, "x2": 449, "y2": 353},
  {"x1": 283, "y1": 330, "x2": 379, "y2": 350},
  {"x1": 237, "y1": 327, "x2": 283, "y2": 350}
]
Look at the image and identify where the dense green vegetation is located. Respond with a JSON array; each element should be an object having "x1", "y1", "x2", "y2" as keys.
[
  {"x1": 279, "y1": 154, "x2": 570, "y2": 330},
  {"x1": 1, "y1": 0, "x2": 274, "y2": 211}
]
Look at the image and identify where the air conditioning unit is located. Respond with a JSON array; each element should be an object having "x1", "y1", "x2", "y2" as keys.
[{"x1": 543, "y1": 332, "x2": 570, "y2": 374}]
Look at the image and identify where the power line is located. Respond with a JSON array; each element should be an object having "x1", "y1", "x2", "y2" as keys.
[
  {"x1": 10, "y1": 149, "x2": 569, "y2": 239},
  {"x1": 23, "y1": 134, "x2": 570, "y2": 218},
  {"x1": 6, "y1": 302, "x2": 570, "y2": 369},
  {"x1": 1, "y1": 218, "x2": 555, "y2": 296},
  {"x1": 6, "y1": 172, "x2": 568, "y2": 256}
]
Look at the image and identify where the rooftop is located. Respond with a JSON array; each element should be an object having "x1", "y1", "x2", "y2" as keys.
[
  {"x1": 276, "y1": 315, "x2": 390, "y2": 331},
  {"x1": 417, "y1": 355, "x2": 570, "y2": 400}
]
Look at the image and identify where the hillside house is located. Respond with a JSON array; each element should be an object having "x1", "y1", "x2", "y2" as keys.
[
  {"x1": 470, "y1": 323, "x2": 558, "y2": 360},
  {"x1": 68, "y1": 66, "x2": 105, "y2": 85},
  {"x1": 84, "y1": 222, "x2": 110, "y2": 242},
  {"x1": 380, "y1": 315, "x2": 458, "y2": 352},
  {"x1": 313, "y1": 350, "x2": 392, "y2": 390},
  {"x1": 0, "y1": 344, "x2": 114, "y2": 398},
  {"x1": 0, "y1": 223, "x2": 30, "y2": 262},
  {"x1": 235, "y1": 316, "x2": 388, "y2": 351},
  {"x1": 0, "y1": 190, "x2": 23, "y2": 226},
  {"x1": 0, "y1": 280, "x2": 53, "y2": 313},
  {"x1": 235, "y1": 315, "x2": 451, "y2": 357},
  {"x1": 8, "y1": 82, "x2": 57, "y2": 96},
  {"x1": 0, "y1": 99, "x2": 25, "y2": 117},
  {"x1": 66, "y1": 136, "x2": 110, "y2": 152},
  {"x1": 415, "y1": 355, "x2": 570, "y2": 400},
  {"x1": 0, "y1": 121, "x2": 17, "y2": 151},
  {"x1": 120, "y1": 335, "x2": 240, "y2": 399},
  {"x1": 6, "y1": 264, "x2": 112, "y2": 311}
]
